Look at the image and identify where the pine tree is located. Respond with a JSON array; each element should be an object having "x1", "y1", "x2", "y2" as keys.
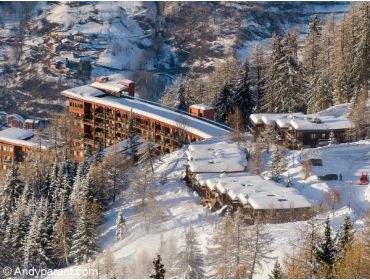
[
  {"x1": 315, "y1": 217, "x2": 337, "y2": 278},
  {"x1": 177, "y1": 226, "x2": 205, "y2": 279},
  {"x1": 150, "y1": 254, "x2": 166, "y2": 279},
  {"x1": 215, "y1": 83, "x2": 233, "y2": 123},
  {"x1": 69, "y1": 199, "x2": 98, "y2": 264},
  {"x1": 0, "y1": 163, "x2": 24, "y2": 231},
  {"x1": 249, "y1": 44, "x2": 266, "y2": 112},
  {"x1": 232, "y1": 59, "x2": 254, "y2": 123},
  {"x1": 269, "y1": 260, "x2": 283, "y2": 279},
  {"x1": 177, "y1": 83, "x2": 187, "y2": 111},
  {"x1": 269, "y1": 147, "x2": 288, "y2": 182},
  {"x1": 115, "y1": 211, "x2": 126, "y2": 241},
  {"x1": 22, "y1": 209, "x2": 50, "y2": 269},
  {"x1": 337, "y1": 215, "x2": 354, "y2": 256}
]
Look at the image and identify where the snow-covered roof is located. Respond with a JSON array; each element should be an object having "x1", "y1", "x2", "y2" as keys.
[
  {"x1": 62, "y1": 76, "x2": 229, "y2": 139},
  {"x1": 24, "y1": 119, "x2": 35, "y2": 124},
  {"x1": 8, "y1": 114, "x2": 26, "y2": 123},
  {"x1": 250, "y1": 103, "x2": 353, "y2": 132},
  {"x1": 250, "y1": 113, "x2": 304, "y2": 126},
  {"x1": 194, "y1": 172, "x2": 312, "y2": 210},
  {"x1": 90, "y1": 81, "x2": 127, "y2": 93},
  {"x1": 187, "y1": 142, "x2": 247, "y2": 173},
  {"x1": 190, "y1": 104, "x2": 214, "y2": 110},
  {"x1": 289, "y1": 117, "x2": 352, "y2": 131},
  {"x1": 0, "y1": 128, "x2": 36, "y2": 147},
  {"x1": 63, "y1": 85, "x2": 105, "y2": 98}
]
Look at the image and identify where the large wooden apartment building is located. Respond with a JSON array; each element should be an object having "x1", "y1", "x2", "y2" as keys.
[{"x1": 62, "y1": 75, "x2": 229, "y2": 161}]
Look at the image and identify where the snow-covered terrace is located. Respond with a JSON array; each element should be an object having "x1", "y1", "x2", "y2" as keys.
[
  {"x1": 186, "y1": 142, "x2": 248, "y2": 173},
  {"x1": 250, "y1": 103, "x2": 352, "y2": 132},
  {"x1": 0, "y1": 127, "x2": 36, "y2": 147},
  {"x1": 195, "y1": 172, "x2": 312, "y2": 210},
  {"x1": 62, "y1": 79, "x2": 229, "y2": 139}
]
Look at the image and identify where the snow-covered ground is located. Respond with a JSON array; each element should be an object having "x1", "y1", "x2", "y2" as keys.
[{"x1": 51, "y1": 136, "x2": 370, "y2": 278}]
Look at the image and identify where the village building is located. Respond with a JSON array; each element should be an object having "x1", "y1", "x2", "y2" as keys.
[
  {"x1": 189, "y1": 104, "x2": 215, "y2": 121},
  {"x1": 185, "y1": 141, "x2": 312, "y2": 223},
  {"x1": 7, "y1": 114, "x2": 26, "y2": 128},
  {"x1": 0, "y1": 128, "x2": 39, "y2": 170},
  {"x1": 249, "y1": 104, "x2": 352, "y2": 148},
  {"x1": 61, "y1": 75, "x2": 229, "y2": 161}
]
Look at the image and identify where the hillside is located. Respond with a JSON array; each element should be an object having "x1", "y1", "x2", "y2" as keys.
[
  {"x1": 53, "y1": 137, "x2": 370, "y2": 278},
  {"x1": 0, "y1": 1, "x2": 349, "y2": 115}
]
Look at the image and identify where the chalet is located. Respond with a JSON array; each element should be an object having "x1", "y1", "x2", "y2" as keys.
[
  {"x1": 185, "y1": 141, "x2": 248, "y2": 195},
  {"x1": 7, "y1": 114, "x2": 25, "y2": 128},
  {"x1": 194, "y1": 173, "x2": 312, "y2": 223},
  {"x1": 185, "y1": 141, "x2": 312, "y2": 223},
  {"x1": 249, "y1": 104, "x2": 353, "y2": 148},
  {"x1": 0, "y1": 128, "x2": 37, "y2": 170}
]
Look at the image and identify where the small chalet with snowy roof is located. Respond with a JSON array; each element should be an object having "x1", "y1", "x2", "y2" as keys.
[
  {"x1": 7, "y1": 114, "x2": 26, "y2": 128},
  {"x1": 249, "y1": 104, "x2": 353, "y2": 148}
]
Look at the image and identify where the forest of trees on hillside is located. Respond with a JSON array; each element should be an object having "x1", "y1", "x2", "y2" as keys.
[{"x1": 161, "y1": 2, "x2": 370, "y2": 139}]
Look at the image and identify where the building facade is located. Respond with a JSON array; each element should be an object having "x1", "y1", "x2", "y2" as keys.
[
  {"x1": 62, "y1": 76, "x2": 229, "y2": 161},
  {"x1": 0, "y1": 128, "x2": 36, "y2": 170}
]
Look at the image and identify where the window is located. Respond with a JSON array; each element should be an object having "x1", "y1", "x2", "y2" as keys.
[{"x1": 310, "y1": 134, "x2": 316, "y2": 139}]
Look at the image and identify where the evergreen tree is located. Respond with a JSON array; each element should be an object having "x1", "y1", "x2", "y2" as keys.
[
  {"x1": 269, "y1": 260, "x2": 283, "y2": 279},
  {"x1": 177, "y1": 83, "x2": 187, "y2": 111},
  {"x1": 337, "y1": 215, "x2": 354, "y2": 256},
  {"x1": 315, "y1": 217, "x2": 337, "y2": 278},
  {"x1": 263, "y1": 33, "x2": 285, "y2": 112},
  {"x1": 279, "y1": 31, "x2": 304, "y2": 112},
  {"x1": 250, "y1": 44, "x2": 266, "y2": 112},
  {"x1": 232, "y1": 59, "x2": 254, "y2": 123},
  {"x1": 0, "y1": 163, "x2": 24, "y2": 231},
  {"x1": 269, "y1": 147, "x2": 288, "y2": 182},
  {"x1": 215, "y1": 83, "x2": 233, "y2": 123},
  {"x1": 115, "y1": 211, "x2": 126, "y2": 241},
  {"x1": 177, "y1": 226, "x2": 205, "y2": 279},
  {"x1": 22, "y1": 209, "x2": 50, "y2": 269},
  {"x1": 150, "y1": 254, "x2": 166, "y2": 279},
  {"x1": 69, "y1": 199, "x2": 98, "y2": 264}
]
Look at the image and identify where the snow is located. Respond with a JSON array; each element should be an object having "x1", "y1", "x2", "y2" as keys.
[
  {"x1": 0, "y1": 127, "x2": 36, "y2": 147},
  {"x1": 189, "y1": 104, "x2": 214, "y2": 110},
  {"x1": 62, "y1": 77, "x2": 229, "y2": 139},
  {"x1": 250, "y1": 103, "x2": 352, "y2": 131},
  {"x1": 90, "y1": 81, "x2": 127, "y2": 93},
  {"x1": 187, "y1": 141, "x2": 248, "y2": 173},
  {"x1": 63, "y1": 85, "x2": 105, "y2": 98},
  {"x1": 51, "y1": 135, "x2": 370, "y2": 279},
  {"x1": 8, "y1": 113, "x2": 26, "y2": 123}
]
